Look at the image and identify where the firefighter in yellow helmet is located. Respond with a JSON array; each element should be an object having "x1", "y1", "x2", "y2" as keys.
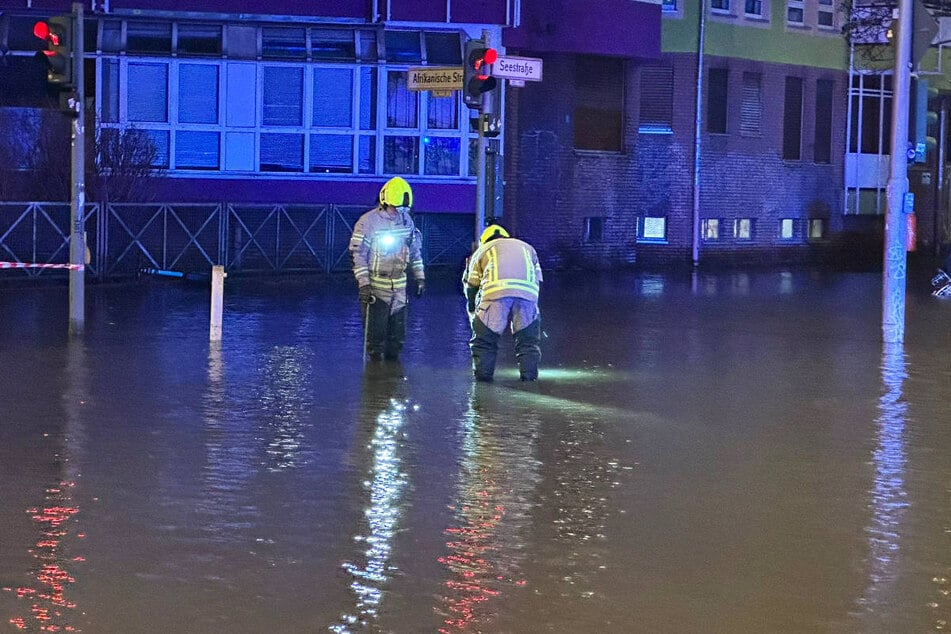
[
  {"x1": 463, "y1": 223, "x2": 543, "y2": 381},
  {"x1": 349, "y1": 177, "x2": 425, "y2": 361}
]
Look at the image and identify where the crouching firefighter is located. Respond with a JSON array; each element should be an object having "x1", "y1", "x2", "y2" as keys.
[
  {"x1": 350, "y1": 177, "x2": 425, "y2": 362},
  {"x1": 463, "y1": 224, "x2": 543, "y2": 381}
]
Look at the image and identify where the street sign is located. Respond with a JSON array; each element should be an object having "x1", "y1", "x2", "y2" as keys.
[
  {"x1": 407, "y1": 66, "x2": 463, "y2": 91},
  {"x1": 492, "y1": 56, "x2": 543, "y2": 82}
]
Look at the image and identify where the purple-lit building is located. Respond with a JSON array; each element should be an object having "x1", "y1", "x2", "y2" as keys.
[{"x1": 0, "y1": 0, "x2": 670, "y2": 272}]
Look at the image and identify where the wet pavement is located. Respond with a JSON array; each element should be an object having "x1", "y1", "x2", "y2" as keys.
[{"x1": 1, "y1": 268, "x2": 950, "y2": 633}]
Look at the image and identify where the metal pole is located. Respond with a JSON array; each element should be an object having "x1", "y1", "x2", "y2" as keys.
[
  {"x1": 936, "y1": 100, "x2": 946, "y2": 254},
  {"x1": 474, "y1": 28, "x2": 491, "y2": 247},
  {"x1": 691, "y1": 0, "x2": 707, "y2": 267},
  {"x1": 68, "y1": 2, "x2": 85, "y2": 336},
  {"x1": 884, "y1": 0, "x2": 912, "y2": 343}
]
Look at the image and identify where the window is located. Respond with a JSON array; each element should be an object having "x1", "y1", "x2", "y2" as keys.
[
  {"x1": 178, "y1": 65, "x2": 218, "y2": 124},
  {"x1": 734, "y1": 218, "x2": 753, "y2": 239},
  {"x1": 850, "y1": 74, "x2": 892, "y2": 155},
  {"x1": 639, "y1": 66, "x2": 674, "y2": 134},
  {"x1": 584, "y1": 217, "x2": 605, "y2": 242},
  {"x1": 787, "y1": 0, "x2": 804, "y2": 24},
  {"x1": 310, "y1": 29, "x2": 356, "y2": 61},
  {"x1": 127, "y1": 22, "x2": 172, "y2": 54},
  {"x1": 703, "y1": 218, "x2": 720, "y2": 240},
  {"x1": 99, "y1": 26, "x2": 473, "y2": 178},
  {"x1": 783, "y1": 76, "x2": 803, "y2": 160},
  {"x1": 176, "y1": 131, "x2": 219, "y2": 169},
  {"x1": 574, "y1": 56, "x2": 624, "y2": 151},
  {"x1": 385, "y1": 31, "x2": 422, "y2": 63},
  {"x1": 808, "y1": 218, "x2": 825, "y2": 239},
  {"x1": 779, "y1": 218, "x2": 796, "y2": 239},
  {"x1": 708, "y1": 68, "x2": 728, "y2": 134},
  {"x1": 128, "y1": 63, "x2": 168, "y2": 122},
  {"x1": 740, "y1": 72, "x2": 761, "y2": 136},
  {"x1": 745, "y1": 0, "x2": 763, "y2": 16},
  {"x1": 177, "y1": 24, "x2": 222, "y2": 56},
  {"x1": 662, "y1": 0, "x2": 678, "y2": 11},
  {"x1": 263, "y1": 67, "x2": 303, "y2": 126},
  {"x1": 815, "y1": 79, "x2": 834, "y2": 163},
  {"x1": 424, "y1": 32, "x2": 462, "y2": 65},
  {"x1": 818, "y1": 0, "x2": 835, "y2": 28},
  {"x1": 262, "y1": 27, "x2": 306, "y2": 59},
  {"x1": 712, "y1": 0, "x2": 730, "y2": 12},
  {"x1": 260, "y1": 133, "x2": 303, "y2": 172},
  {"x1": 313, "y1": 68, "x2": 352, "y2": 127},
  {"x1": 640, "y1": 216, "x2": 667, "y2": 241}
]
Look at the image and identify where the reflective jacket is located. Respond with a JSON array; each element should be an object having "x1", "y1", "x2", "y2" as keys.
[
  {"x1": 349, "y1": 206, "x2": 424, "y2": 293},
  {"x1": 465, "y1": 237, "x2": 542, "y2": 302}
]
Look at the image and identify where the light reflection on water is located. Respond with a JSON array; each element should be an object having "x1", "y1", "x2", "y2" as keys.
[
  {"x1": 331, "y1": 370, "x2": 411, "y2": 633},
  {"x1": 854, "y1": 343, "x2": 909, "y2": 624},
  {"x1": 435, "y1": 387, "x2": 541, "y2": 632},
  {"x1": 1, "y1": 270, "x2": 951, "y2": 632}
]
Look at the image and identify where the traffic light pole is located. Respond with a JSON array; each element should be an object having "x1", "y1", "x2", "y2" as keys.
[
  {"x1": 884, "y1": 0, "x2": 911, "y2": 343},
  {"x1": 474, "y1": 29, "x2": 491, "y2": 247},
  {"x1": 68, "y1": 2, "x2": 85, "y2": 336}
]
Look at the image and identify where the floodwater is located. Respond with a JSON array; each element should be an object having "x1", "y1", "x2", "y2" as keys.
[{"x1": 1, "y1": 268, "x2": 950, "y2": 633}]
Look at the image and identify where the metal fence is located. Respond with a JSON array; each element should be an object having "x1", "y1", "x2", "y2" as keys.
[{"x1": 0, "y1": 202, "x2": 474, "y2": 280}]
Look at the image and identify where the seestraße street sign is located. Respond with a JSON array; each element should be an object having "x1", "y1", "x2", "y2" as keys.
[
  {"x1": 407, "y1": 67, "x2": 463, "y2": 91},
  {"x1": 492, "y1": 56, "x2": 543, "y2": 82}
]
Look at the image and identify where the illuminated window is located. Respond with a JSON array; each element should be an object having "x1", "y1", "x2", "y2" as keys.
[
  {"x1": 703, "y1": 218, "x2": 720, "y2": 240},
  {"x1": 780, "y1": 218, "x2": 796, "y2": 239},
  {"x1": 640, "y1": 216, "x2": 667, "y2": 241},
  {"x1": 734, "y1": 218, "x2": 753, "y2": 239},
  {"x1": 808, "y1": 218, "x2": 825, "y2": 239}
]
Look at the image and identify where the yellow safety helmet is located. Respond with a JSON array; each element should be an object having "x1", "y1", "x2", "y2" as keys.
[
  {"x1": 379, "y1": 176, "x2": 413, "y2": 209},
  {"x1": 480, "y1": 224, "x2": 510, "y2": 245}
]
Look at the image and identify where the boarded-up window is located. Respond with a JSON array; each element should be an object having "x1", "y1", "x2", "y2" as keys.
[
  {"x1": 574, "y1": 56, "x2": 624, "y2": 152},
  {"x1": 639, "y1": 66, "x2": 673, "y2": 133},
  {"x1": 740, "y1": 72, "x2": 761, "y2": 136},
  {"x1": 708, "y1": 68, "x2": 728, "y2": 134},
  {"x1": 783, "y1": 76, "x2": 803, "y2": 160},
  {"x1": 815, "y1": 79, "x2": 834, "y2": 164}
]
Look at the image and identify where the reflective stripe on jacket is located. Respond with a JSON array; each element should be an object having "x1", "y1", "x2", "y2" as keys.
[
  {"x1": 349, "y1": 206, "x2": 424, "y2": 292},
  {"x1": 465, "y1": 237, "x2": 542, "y2": 302}
]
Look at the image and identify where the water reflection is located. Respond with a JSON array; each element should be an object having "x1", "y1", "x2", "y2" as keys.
[
  {"x1": 436, "y1": 386, "x2": 541, "y2": 632},
  {"x1": 259, "y1": 345, "x2": 313, "y2": 471},
  {"x1": 6, "y1": 342, "x2": 87, "y2": 632},
  {"x1": 331, "y1": 366, "x2": 411, "y2": 633},
  {"x1": 855, "y1": 343, "x2": 908, "y2": 621}
]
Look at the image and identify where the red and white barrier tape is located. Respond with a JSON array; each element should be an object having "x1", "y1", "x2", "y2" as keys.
[{"x1": 0, "y1": 261, "x2": 84, "y2": 271}]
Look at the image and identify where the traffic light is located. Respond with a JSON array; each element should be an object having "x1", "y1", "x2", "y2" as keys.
[
  {"x1": 463, "y1": 39, "x2": 498, "y2": 111},
  {"x1": 33, "y1": 14, "x2": 73, "y2": 87},
  {"x1": 911, "y1": 78, "x2": 939, "y2": 163}
]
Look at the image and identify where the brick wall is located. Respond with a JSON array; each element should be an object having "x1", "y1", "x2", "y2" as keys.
[{"x1": 504, "y1": 51, "x2": 854, "y2": 269}]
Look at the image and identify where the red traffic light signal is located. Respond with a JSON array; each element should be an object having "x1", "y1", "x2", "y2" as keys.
[
  {"x1": 33, "y1": 15, "x2": 73, "y2": 86},
  {"x1": 464, "y1": 39, "x2": 498, "y2": 110}
]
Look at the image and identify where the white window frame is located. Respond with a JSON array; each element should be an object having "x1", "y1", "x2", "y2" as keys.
[
  {"x1": 639, "y1": 216, "x2": 668, "y2": 242},
  {"x1": 787, "y1": 0, "x2": 805, "y2": 25}
]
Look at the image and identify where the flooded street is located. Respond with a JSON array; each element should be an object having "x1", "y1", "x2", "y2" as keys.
[{"x1": 1, "y1": 269, "x2": 950, "y2": 633}]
